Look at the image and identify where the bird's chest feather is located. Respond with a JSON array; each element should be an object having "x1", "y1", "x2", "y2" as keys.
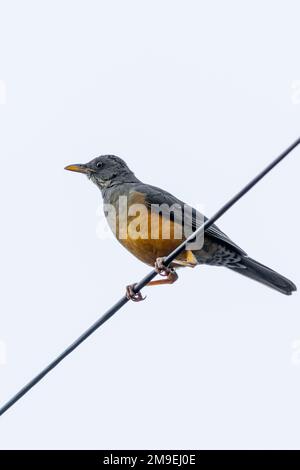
[
  {"x1": 117, "y1": 211, "x2": 185, "y2": 266},
  {"x1": 105, "y1": 191, "x2": 197, "y2": 267}
]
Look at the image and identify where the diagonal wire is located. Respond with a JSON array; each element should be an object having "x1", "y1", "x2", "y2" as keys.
[{"x1": 0, "y1": 136, "x2": 299, "y2": 417}]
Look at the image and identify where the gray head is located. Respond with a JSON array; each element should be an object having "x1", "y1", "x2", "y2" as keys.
[{"x1": 65, "y1": 155, "x2": 138, "y2": 189}]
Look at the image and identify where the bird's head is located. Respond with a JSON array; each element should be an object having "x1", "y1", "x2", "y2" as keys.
[{"x1": 65, "y1": 155, "x2": 137, "y2": 189}]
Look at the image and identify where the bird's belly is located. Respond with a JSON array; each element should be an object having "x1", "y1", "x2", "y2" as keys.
[
  {"x1": 115, "y1": 211, "x2": 197, "y2": 267},
  {"x1": 119, "y1": 235, "x2": 185, "y2": 266}
]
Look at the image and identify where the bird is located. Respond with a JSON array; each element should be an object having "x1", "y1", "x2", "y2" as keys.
[{"x1": 65, "y1": 155, "x2": 296, "y2": 301}]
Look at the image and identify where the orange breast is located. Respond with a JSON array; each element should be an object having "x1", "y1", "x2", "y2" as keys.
[{"x1": 115, "y1": 207, "x2": 197, "y2": 268}]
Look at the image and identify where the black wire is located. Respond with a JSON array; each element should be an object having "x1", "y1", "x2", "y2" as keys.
[{"x1": 1, "y1": 136, "x2": 299, "y2": 417}]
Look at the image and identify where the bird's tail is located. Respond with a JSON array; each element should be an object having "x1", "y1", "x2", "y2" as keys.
[{"x1": 228, "y1": 256, "x2": 297, "y2": 295}]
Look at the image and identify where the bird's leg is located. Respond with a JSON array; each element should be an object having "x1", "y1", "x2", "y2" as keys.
[
  {"x1": 125, "y1": 283, "x2": 146, "y2": 302},
  {"x1": 147, "y1": 257, "x2": 179, "y2": 286},
  {"x1": 126, "y1": 258, "x2": 178, "y2": 301}
]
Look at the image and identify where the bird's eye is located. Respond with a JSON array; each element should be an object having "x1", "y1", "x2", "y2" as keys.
[{"x1": 96, "y1": 162, "x2": 103, "y2": 168}]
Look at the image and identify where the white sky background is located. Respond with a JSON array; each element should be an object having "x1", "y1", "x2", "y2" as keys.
[{"x1": 0, "y1": 0, "x2": 300, "y2": 450}]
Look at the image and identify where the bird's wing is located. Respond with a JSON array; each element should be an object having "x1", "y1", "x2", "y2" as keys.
[{"x1": 131, "y1": 183, "x2": 247, "y2": 255}]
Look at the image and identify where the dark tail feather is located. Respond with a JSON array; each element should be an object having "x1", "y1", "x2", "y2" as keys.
[{"x1": 228, "y1": 257, "x2": 297, "y2": 295}]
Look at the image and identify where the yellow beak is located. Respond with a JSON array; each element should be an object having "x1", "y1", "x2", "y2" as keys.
[{"x1": 64, "y1": 164, "x2": 90, "y2": 174}]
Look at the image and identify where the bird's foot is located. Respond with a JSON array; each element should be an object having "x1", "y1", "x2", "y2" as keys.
[
  {"x1": 151, "y1": 257, "x2": 179, "y2": 285},
  {"x1": 126, "y1": 283, "x2": 146, "y2": 302},
  {"x1": 154, "y1": 257, "x2": 171, "y2": 276}
]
